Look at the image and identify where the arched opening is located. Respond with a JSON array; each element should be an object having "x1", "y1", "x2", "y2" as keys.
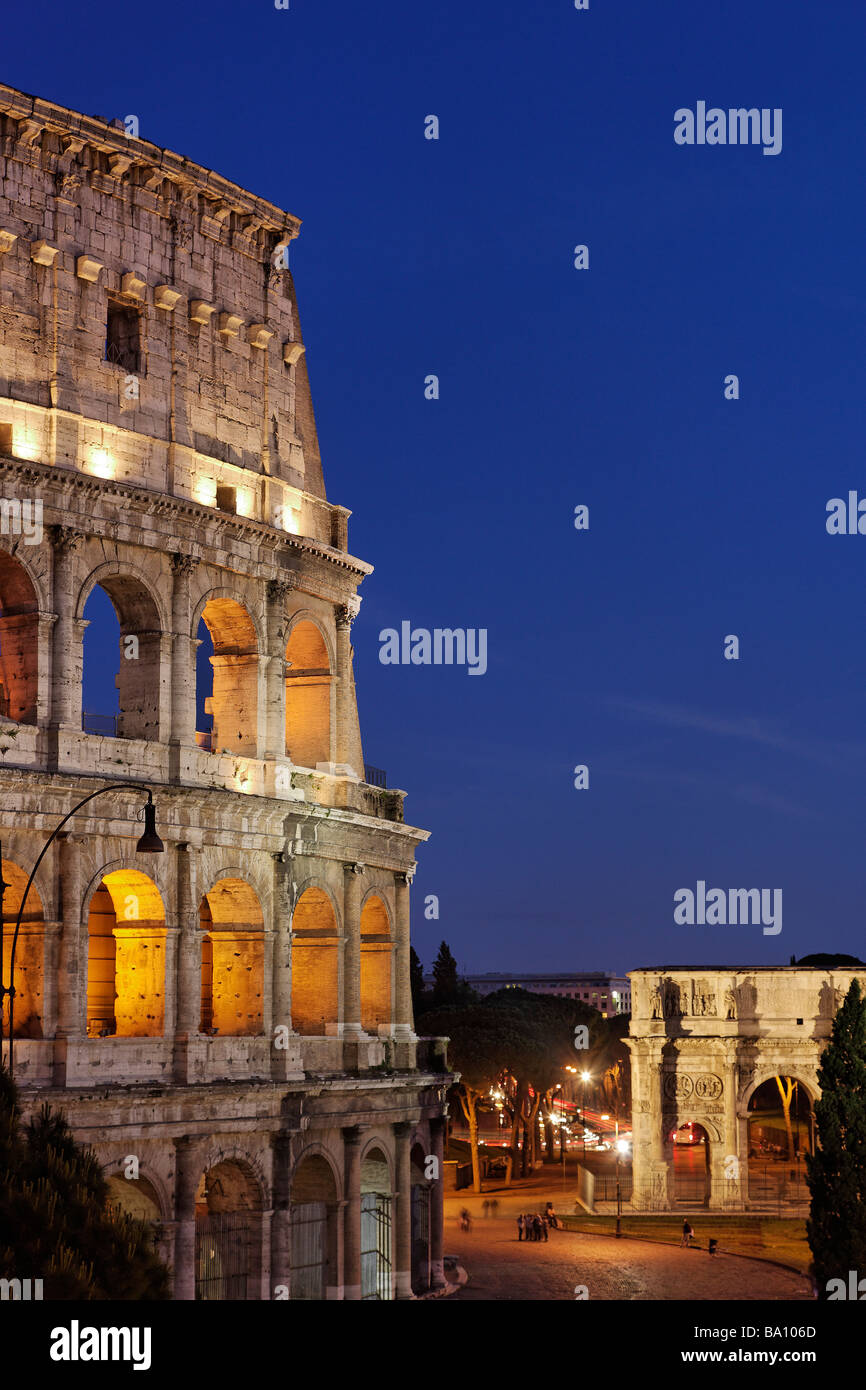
[
  {"x1": 199, "y1": 878, "x2": 264, "y2": 1037},
  {"x1": 285, "y1": 620, "x2": 331, "y2": 769},
  {"x1": 410, "y1": 1143, "x2": 432, "y2": 1294},
  {"x1": 0, "y1": 859, "x2": 44, "y2": 1038},
  {"x1": 82, "y1": 575, "x2": 162, "y2": 740},
  {"x1": 195, "y1": 1160, "x2": 263, "y2": 1301},
  {"x1": 360, "y1": 1147, "x2": 392, "y2": 1301},
  {"x1": 86, "y1": 870, "x2": 165, "y2": 1037},
  {"x1": 289, "y1": 1154, "x2": 338, "y2": 1300},
  {"x1": 360, "y1": 894, "x2": 391, "y2": 1033},
  {"x1": 670, "y1": 1121, "x2": 711, "y2": 1207},
  {"x1": 291, "y1": 887, "x2": 339, "y2": 1035},
  {"x1": 0, "y1": 550, "x2": 39, "y2": 724},
  {"x1": 747, "y1": 1076, "x2": 813, "y2": 1205},
  {"x1": 196, "y1": 598, "x2": 258, "y2": 756}
]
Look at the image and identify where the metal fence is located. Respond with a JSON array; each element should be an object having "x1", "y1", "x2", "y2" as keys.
[
  {"x1": 195, "y1": 1212, "x2": 257, "y2": 1301},
  {"x1": 364, "y1": 764, "x2": 387, "y2": 788},
  {"x1": 290, "y1": 1201, "x2": 328, "y2": 1300},
  {"x1": 591, "y1": 1172, "x2": 634, "y2": 1202},
  {"x1": 361, "y1": 1193, "x2": 392, "y2": 1300},
  {"x1": 82, "y1": 711, "x2": 118, "y2": 736}
]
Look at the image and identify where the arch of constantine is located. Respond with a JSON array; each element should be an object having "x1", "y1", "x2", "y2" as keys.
[
  {"x1": 0, "y1": 84, "x2": 448, "y2": 1299},
  {"x1": 627, "y1": 965, "x2": 865, "y2": 1211}
]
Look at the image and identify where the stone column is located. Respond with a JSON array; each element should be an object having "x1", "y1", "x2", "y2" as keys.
[
  {"x1": 342, "y1": 1125, "x2": 362, "y2": 1301},
  {"x1": 334, "y1": 602, "x2": 359, "y2": 775},
  {"x1": 54, "y1": 833, "x2": 83, "y2": 1079},
  {"x1": 169, "y1": 554, "x2": 197, "y2": 761},
  {"x1": 173, "y1": 844, "x2": 199, "y2": 1082},
  {"x1": 36, "y1": 612, "x2": 57, "y2": 725},
  {"x1": 393, "y1": 871, "x2": 414, "y2": 1035},
  {"x1": 265, "y1": 579, "x2": 291, "y2": 761},
  {"x1": 429, "y1": 1117, "x2": 446, "y2": 1289},
  {"x1": 271, "y1": 1133, "x2": 292, "y2": 1299},
  {"x1": 172, "y1": 1136, "x2": 204, "y2": 1301},
  {"x1": 393, "y1": 1121, "x2": 413, "y2": 1299},
  {"x1": 49, "y1": 527, "x2": 83, "y2": 731},
  {"x1": 342, "y1": 862, "x2": 364, "y2": 1039}
]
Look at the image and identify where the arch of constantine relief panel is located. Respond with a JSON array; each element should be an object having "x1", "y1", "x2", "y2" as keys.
[
  {"x1": 627, "y1": 965, "x2": 865, "y2": 1211},
  {"x1": 0, "y1": 84, "x2": 448, "y2": 1299}
]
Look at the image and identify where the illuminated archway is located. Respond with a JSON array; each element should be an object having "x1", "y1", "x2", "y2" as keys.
[
  {"x1": 0, "y1": 549, "x2": 39, "y2": 725},
  {"x1": 0, "y1": 859, "x2": 44, "y2": 1038},
  {"x1": 360, "y1": 1147, "x2": 393, "y2": 1301},
  {"x1": 285, "y1": 620, "x2": 331, "y2": 768},
  {"x1": 195, "y1": 1159, "x2": 263, "y2": 1301},
  {"x1": 81, "y1": 570, "x2": 163, "y2": 740},
  {"x1": 86, "y1": 870, "x2": 166, "y2": 1037},
  {"x1": 291, "y1": 887, "x2": 339, "y2": 1035},
  {"x1": 747, "y1": 1075, "x2": 813, "y2": 1205},
  {"x1": 197, "y1": 597, "x2": 259, "y2": 756},
  {"x1": 199, "y1": 878, "x2": 264, "y2": 1037},
  {"x1": 360, "y1": 894, "x2": 391, "y2": 1032},
  {"x1": 670, "y1": 1121, "x2": 711, "y2": 1207},
  {"x1": 290, "y1": 1152, "x2": 339, "y2": 1300}
]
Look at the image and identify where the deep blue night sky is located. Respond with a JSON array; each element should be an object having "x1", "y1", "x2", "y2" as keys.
[{"x1": 8, "y1": 0, "x2": 866, "y2": 975}]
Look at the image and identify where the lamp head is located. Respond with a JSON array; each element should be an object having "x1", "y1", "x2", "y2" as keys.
[{"x1": 135, "y1": 799, "x2": 164, "y2": 853}]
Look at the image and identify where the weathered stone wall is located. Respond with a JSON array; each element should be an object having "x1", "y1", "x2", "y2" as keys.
[{"x1": 0, "y1": 85, "x2": 445, "y2": 1299}]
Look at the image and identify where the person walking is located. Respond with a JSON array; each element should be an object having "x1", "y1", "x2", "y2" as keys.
[
  {"x1": 680, "y1": 1219, "x2": 694, "y2": 1248},
  {"x1": 482, "y1": 1199, "x2": 490, "y2": 1220},
  {"x1": 517, "y1": 1213, "x2": 525, "y2": 1242},
  {"x1": 541, "y1": 1215, "x2": 549, "y2": 1242}
]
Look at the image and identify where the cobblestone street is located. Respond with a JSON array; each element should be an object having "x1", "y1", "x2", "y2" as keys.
[{"x1": 444, "y1": 1215, "x2": 812, "y2": 1302}]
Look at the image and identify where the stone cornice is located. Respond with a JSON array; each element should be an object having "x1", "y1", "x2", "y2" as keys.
[{"x1": 0, "y1": 84, "x2": 301, "y2": 251}]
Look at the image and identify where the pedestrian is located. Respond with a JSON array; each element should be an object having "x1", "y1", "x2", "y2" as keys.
[
  {"x1": 680, "y1": 1219, "x2": 693, "y2": 1248},
  {"x1": 541, "y1": 1215, "x2": 549, "y2": 1242},
  {"x1": 482, "y1": 1199, "x2": 489, "y2": 1219},
  {"x1": 533, "y1": 1214, "x2": 543, "y2": 1242},
  {"x1": 545, "y1": 1201, "x2": 558, "y2": 1230},
  {"x1": 708, "y1": 1238, "x2": 718, "y2": 1257},
  {"x1": 490, "y1": 1198, "x2": 499, "y2": 1218},
  {"x1": 517, "y1": 1213, "x2": 525, "y2": 1242}
]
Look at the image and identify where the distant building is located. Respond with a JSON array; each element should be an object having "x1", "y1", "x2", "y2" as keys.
[{"x1": 425, "y1": 971, "x2": 631, "y2": 1017}]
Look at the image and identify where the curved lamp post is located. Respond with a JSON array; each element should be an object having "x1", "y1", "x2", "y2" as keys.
[{"x1": 0, "y1": 783, "x2": 164, "y2": 1078}]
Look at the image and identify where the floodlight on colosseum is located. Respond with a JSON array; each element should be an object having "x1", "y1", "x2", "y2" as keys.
[
  {"x1": 89, "y1": 448, "x2": 114, "y2": 479},
  {"x1": 236, "y1": 488, "x2": 253, "y2": 517},
  {"x1": 13, "y1": 429, "x2": 39, "y2": 460},
  {"x1": 195, "y1": 477, "x2": 218, "y2": 507}
]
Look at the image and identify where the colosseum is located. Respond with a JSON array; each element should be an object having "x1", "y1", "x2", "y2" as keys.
[{"x1": 0, "y1": 83, "x2": 448, "y2": 1300}]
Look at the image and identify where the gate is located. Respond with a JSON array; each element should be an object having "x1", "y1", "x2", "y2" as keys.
[
  {"x1": 411, "y1": 1184, "x2": 431, "y2": 1292},
  {"x1": 195, "y1": 1212, "x2": 257, "y2": 1300},
  {"x1": 290, "y1": 1201, "x2": 328, "y2": 1300},
  {"x1": 360, "y1": 1193, "x2": 392, "y2": 1300}
]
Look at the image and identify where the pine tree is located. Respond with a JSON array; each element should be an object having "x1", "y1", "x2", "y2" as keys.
[
  {"x1": 409, "y1": 946, "x2": 426, "y2": 1016},
  {"x1": 0, "y1": 1065, "x2": 170, "y2": 1299},
  {"x1": 806, "y1": 980, "x2": 866, "y2": 1296},
  {"x1": 431, "y1": 941, "x2": 460, "y2": 1006}
]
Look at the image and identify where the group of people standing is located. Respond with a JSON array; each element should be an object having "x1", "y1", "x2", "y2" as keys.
[{"x1": 517, "y1": 1203, "x2": 559, "y2": 1242}]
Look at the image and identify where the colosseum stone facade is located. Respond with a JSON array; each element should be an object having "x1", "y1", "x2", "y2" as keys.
[{"x1": 0, "y1": 83, "x2": 448, "y2": 1300}]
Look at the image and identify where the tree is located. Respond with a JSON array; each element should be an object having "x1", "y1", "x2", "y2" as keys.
[
  {"x1": 0, "y1": 1065, "x2": 170, "y2": 1299},
  {"x1": 806, "y1": 980, "x2": 866, "y2": 1296},
  {"x1": 431, "y1": 942, "x2": 459, "y2": 1007},
  {"x1": 774, "y1": 1076, "x2": 796, "y2": 1161},
  {"x1": 409, "y1": 946, "x2": 426, "y2": 1017}
]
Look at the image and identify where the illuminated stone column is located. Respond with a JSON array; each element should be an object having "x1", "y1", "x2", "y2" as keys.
[
  {"x1": 393, "y1": 1121, "x2": 413, "y2": 1299},
  {"x1": 342, "y1": 862, "x2": 364, "y2": 1038},
  {"x1": 172, "y1": 1136, "x2": 205, "y2": 1301},
  {"x1": 429, "y1": 1117, "x2": 446, "y2": 1289},
  {"x1": 265, "y1": 579, "x2": 292, "y2": 760},
  {"x1": 49, "y1": 527, "x2": 83, "y2": 731},
  {"x1": 54, "y1": 832, "x2": 83, "y2": 1041},
  {"x1": 169, "y1": 554, "x2": 197, "y2": 756},
  {"x1": 173, "y1": 844, "x2": 199, "y2": 1040},
  {"x1": 393, "y1": 870, "x2": 414, "y2": 1034},
  {"x1": 334, "y1": 602, "x2": 359, "y2": 775},
  {"x1": 342, "y1": 1125, "x2": 362, "y2": 1300}
]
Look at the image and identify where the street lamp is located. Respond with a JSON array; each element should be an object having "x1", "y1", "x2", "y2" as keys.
[
  {"x1": 615, "y1": 1138, "x2": 630, "y2": 1238},
  {"x1": 0, "y1": 783, "x2": 163, "y2": 1078},
  {"x1": 580, "y1": 1071, "x2": 591, "y2": 1159}
]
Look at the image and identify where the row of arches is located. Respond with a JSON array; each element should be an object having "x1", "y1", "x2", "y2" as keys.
[
  {"x1": 107, "y1": 1142, "x2": 435, "y2": 1300},
  {"x1": 0, "y1": 547, "x2": 333, "y2": 764},
  {"x1": 1, "y1": 860, "x2": 393, "y2": 1039}
]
